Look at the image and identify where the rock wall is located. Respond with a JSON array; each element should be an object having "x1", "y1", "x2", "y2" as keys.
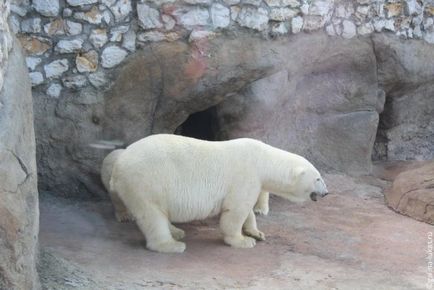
[
  {"x1": 10, "y1": 0, "x2": 434, "y2": 197},
  {"x1": 0, "y1": 1, "x2": 40, "y2": 288}
]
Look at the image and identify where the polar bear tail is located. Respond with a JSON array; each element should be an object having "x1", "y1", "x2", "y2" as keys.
[{"x1": 101, "y1": 149, "x2": 125, "y2": 193}]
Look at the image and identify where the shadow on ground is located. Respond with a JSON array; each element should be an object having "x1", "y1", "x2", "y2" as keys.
[{"x1": 38, "y1": 170, "x2": 431, "y2": 290}]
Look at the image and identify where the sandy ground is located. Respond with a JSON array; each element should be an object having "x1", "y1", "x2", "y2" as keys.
[{"x1": 38, "y1": 172, "x2": 432, "y2": 290}]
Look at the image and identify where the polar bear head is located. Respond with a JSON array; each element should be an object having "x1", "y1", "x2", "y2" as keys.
[{"x1": 287, "y1": 166, "x2": 328, "y2": 203}]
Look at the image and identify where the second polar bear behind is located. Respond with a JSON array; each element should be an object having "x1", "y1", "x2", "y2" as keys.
[{"x1": 104, "y1": 134, "x2": 329, "y2": 253}]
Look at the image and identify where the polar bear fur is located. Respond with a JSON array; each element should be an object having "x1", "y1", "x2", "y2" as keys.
[{"x1": 104, "y1": 134, "x2": 328, "y2": 253}]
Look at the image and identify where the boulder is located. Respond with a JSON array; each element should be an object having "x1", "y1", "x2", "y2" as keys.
[
  {"x1": 373, "y1": 34, "x2": 434, "y2": 161},
  {"x1": 214, "y1": 33, "x2": 384, "y2": 173},
  {"x1": 0, "y1": 39, "x2": 40, "y2": 289},
  {"x1": 385, "y1": 161, "x2": 434, "y2": 224}
]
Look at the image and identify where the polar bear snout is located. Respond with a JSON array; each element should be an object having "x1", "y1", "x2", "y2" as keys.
[{"x1": 310, "y1": 190, "x2": 328, "y2": 201}]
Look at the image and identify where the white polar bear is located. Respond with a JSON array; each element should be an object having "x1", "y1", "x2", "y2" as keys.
[{"x1": 103, "y1": 134, "x2": 328, "y2": 253}]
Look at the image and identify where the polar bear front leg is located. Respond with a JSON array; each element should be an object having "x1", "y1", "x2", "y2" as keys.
[
  {"x1": 134, "y1": 203, "x2": 186, "y2": 253},
  {"x1": 220, "y1": 208, "x2": 256, "y2": 248},
  {"x1": 243, "y1": 210, "x2": 265, "y2": 241},
  {"x1": 254, "y1": 191, "x2": 269, "y2": 216}
]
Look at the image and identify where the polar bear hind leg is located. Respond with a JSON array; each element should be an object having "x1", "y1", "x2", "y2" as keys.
[
  {"x1": 169, "y1": 224, "x2": 185, "y2": 240},
  {"x1": 133, "y1": 202, "x2": 186, "y2": 253},
  {"x1": 254, "y1": 191, "x2": 269, "y2": 216},
  {"x1": 243, "y1": 210, "x2": 265, "y2": 241}
]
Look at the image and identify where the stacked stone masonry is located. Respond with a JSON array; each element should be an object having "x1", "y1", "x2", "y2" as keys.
[{"x1": 11, "y1": 0, "x2": 434, "y2": 92}]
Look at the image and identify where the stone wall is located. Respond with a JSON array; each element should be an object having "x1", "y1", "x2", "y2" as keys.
[
  {"x1": 12, "y1": 0, "x2": 434, "y2": 100},
  {"x1": 0, "y1": 1, "x2": 40, "y2": 288},
  {"x1": 10, "y1": 0, "x2": 434, "y2": 197}
]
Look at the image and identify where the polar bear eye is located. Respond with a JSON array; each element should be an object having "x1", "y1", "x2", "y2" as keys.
[{"x1": 316, "y1": 178, "x2": 320, "y2": 181}]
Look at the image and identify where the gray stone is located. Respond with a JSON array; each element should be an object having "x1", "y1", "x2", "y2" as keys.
[
  {"x1": 10, "y1": 4, "x2": 28, "y2": 17},
  {"x1": 137, "y1": 3, "x2": 162, "y2": 29},
  {"x1": 265, "y1": 0, "x2": 299, "y2": 8},
  {"x1": 47, "y1": 83, "x2": 62, "y2": 98},
  {"x1": 109, "y1": 0, "x2": 132, "y2": 22},
  {"x1": 145, "y1": 0, "x2": 175, "y2": 4},
  {"x1": 55, "y1": 38, "x2": 83, "y2": 53},
  {"x1": 33, "y1": 0, "x2": 59, "y2": 17},
  {"x1": 292, "y1": 16, "x2": 303, "y2": 33},
  {"x1": 342, "y1": 20, "x2": 356, "y2": 39},
  {"x1": 174, "y1": 7, "x2": 209, "y2": 28},
  {"x1": 102, "y1": 10, "x2": 113, "y2": 25},
  {"x1": 89, "y1": 71, "x2": 108, "y2": 88},
  {"x1": 300, "y1": 2, "x2": 309, "y2": 15},
  {"x1": 325, "y1": 23, "x2": 335, "y2": 36},
  {"x1": 26, "y1": 57, "x2": 42, "y2": 70},
  {"x1": 270, "y1": 22, "x2": 288, "y2": 35},
  {"x1": 356, "y1": 5, "x2": 370, "y2": 17},
  {"x1": 162, "y1": 15, "x2": 176, "y2": 30},
  {"x1": 384, "y1": 19, "x2": 395, "y2": 31},
  {"x1": 65, "y1": 21, "x2": 82, "y2": 35},
  {"x1": 90, "y1": 29, "x2": 108, "y2": 48},
  {"x1": 29, "y1": 72, "x2": 44, "y2": 86},
  {"x1": 101, "y1": 46, "x2": 128, "y2": 68},
  {"x1": 358, "y1": 22, "x2": 374, "y2": 35},
  {"x1": 309, "y1": 0, "x2": 332, "y2": 16},
  {"x1": 189, "y1": 29, "x2": 216, "y2": 42},
  {"x1": 66, "y1": 0, "x2": 97, "y2": 6},
  {"x1": 425, "y1": 31, "x2": 434, "y2": 44},
  {"x1": 242, "y1": 0, "x2": 262, "y2": 6},
  {"x1": 302, "y1": 15, "x2": 326, "y2": 31},
  {"x1": 9, "y1": 15, "x2": 21, "y2": 34},
  {"x1": 21, "y1": 18, "x2": 41, "y2": 33},
  {"x1": 269, "y1": 8, "x2": 297, "y2": 21},
  {"x1": 211, "y1": 3, "x2": 230, "y2": 28},
  {"x1": 231, "y1": 6, "x2": 240, "y2": 21},
  {"x1": 110, "y1": 25, "x2": 129, "y2": 42},
  {"x1": 237, "y1": 7, "x2": 269, "y2": 31},
  {"x1": 122, "y1": 28, "x2": 136, "y2": 52},
  {"x1": 63, "y1": 8, "x2": 73, "y2": 17},
  {"x1": 184, "y1": 0, "x2": 212, "y2": 4},
  {"x1": 62, "y1": 74, "x2": 88, "y2": 89},
  {"x1": 137, "y1": 31, "x2": 166, "y2": 42},
  {"x1": 0, "y1": 37, "x2": 39, "y2": 290},
  {"x1": 44, "y1": 59, "x2": 69, "y2": 78},
  {"x1": 224, "y1": 0, "x2": 240, "y2": 4}
]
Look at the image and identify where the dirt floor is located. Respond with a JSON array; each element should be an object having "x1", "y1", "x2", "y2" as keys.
[{"x1": 38, "y1": 171, "x2": 432, "y2": 290}]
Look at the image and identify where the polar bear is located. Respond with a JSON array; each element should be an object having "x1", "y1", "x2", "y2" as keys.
[{"x1": 104, "y1": 134, "x2": 328, "y2": 253}]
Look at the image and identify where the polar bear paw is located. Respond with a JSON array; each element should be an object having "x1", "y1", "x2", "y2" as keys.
[
  {"x1": 253, "y1": 204, "x2": 269, "y2": 216},
  {"x1": 224, "y1": 235, "x2": 256, "y2": 248},
  {"x1": 115, "y1": 211, "x2": 135, "y2": 223},
  {"x1": 244, "y1": 229, "x2": 266, "y2": 241},
  {"x1": 170, "y1": 226, "x2": 186, "y2": 240},
  {"x1": 148, "y1": 240, "x2": 186, "y2": 253}
]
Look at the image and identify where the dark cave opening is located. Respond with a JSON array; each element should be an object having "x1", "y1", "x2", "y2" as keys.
[
  {"x1": 372, "y1": 115, "x2": 389, "y2": 162},
  {"x1": 175, "y1": 106, "x2": 220, "y2": 141}
]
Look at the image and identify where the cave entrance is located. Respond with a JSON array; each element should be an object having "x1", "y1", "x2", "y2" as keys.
[
  {"x1": 372, "y1": 105, "x2": 390, "y2": 162},
  {"x1": 175, "y1": 106, "x2": 220, "y2": 141}
]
